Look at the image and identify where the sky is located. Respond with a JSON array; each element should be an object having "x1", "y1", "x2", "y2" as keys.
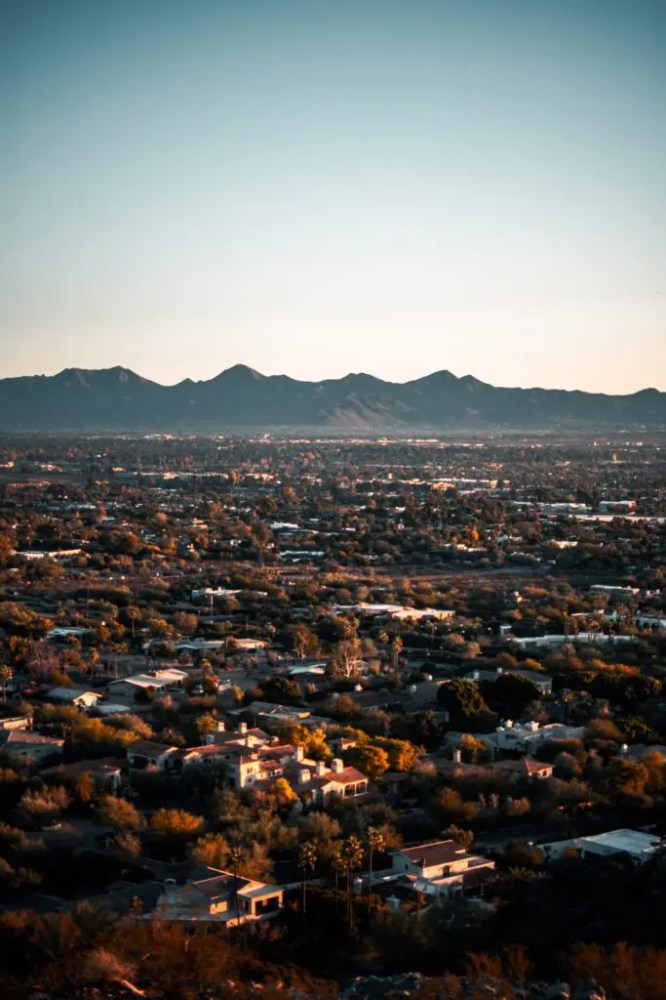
[{"x1": 0, "y1": 0, "x2": 664, "y2": 392}]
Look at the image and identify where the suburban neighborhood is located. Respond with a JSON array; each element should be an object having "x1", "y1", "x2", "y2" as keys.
[{"x1": 0, "y1": 434, "x2": 665, "y2": 998}]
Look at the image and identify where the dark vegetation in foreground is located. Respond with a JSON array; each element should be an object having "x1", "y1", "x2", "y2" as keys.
[{"x1": 3, "y1": 851, "x2": 666, "y2": 1000}]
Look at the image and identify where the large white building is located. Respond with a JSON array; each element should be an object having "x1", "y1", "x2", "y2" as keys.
[{"x1": 542, "y1": 829, "x2": 663, "y2": 864}]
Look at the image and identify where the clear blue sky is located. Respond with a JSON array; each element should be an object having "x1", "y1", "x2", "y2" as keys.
[{"x1": 1, "y1": 0, "x2": 664, "y2": 391}]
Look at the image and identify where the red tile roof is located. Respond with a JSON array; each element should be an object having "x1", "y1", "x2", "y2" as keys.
[
  {"x1": 2, "y1": 731, "x2": 63, "y2": 746},
  {"x1": 324, "y1": 766, "x2": 368, "y2": 785}
]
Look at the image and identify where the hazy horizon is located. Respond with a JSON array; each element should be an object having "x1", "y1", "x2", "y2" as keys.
[{"x1": 1, "y1": 1, "x2": 664, "y2": 393}]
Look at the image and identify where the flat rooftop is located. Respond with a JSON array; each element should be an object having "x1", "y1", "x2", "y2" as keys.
[{"x1": 583, "y1": 829, "x2": 661, "y2": 855}]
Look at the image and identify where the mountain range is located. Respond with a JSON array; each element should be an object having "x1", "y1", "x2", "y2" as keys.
[{"x1": 0, "y1": 365, "x2": 664, "y2": 432}]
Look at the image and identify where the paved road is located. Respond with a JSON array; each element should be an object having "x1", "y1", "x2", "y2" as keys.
[
  {"x1": 27, "y1": 816, "x2": 113, "y2": 850},
  {"x1": 475, "y1": 823, "x2": 547, "y2": 849}
]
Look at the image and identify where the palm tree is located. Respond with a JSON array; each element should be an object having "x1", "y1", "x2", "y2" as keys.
[
  {"x1": 126, "y1": 605, "x2": 140, "y2": 640},
  {"x1": 391, "y1": 636, "x2": 403, "y2": 678},
  {"x1": 87, "y1": 649, "x2": 100, "y2": 679},
  {"x1": 329, "y1": 844, "x2": 344, "y2": 913},
  {"x1": 298, "y1": 841, "x2": 317, "y2": 916},
  {"x1": 341, "y1": 835, "x2": 363, "y2": 930},
  {"x1": 0, "y1": 664, "x2": 13, "y2": 702},
  {"x1": 365, "y1": 826, "x2": 384, "y2": 897},
  {"x1": 228, "y1": 844, "x2": 244, "y2": 924},
  {"x1": 445, "y1": 824, "x2": 474, "y2": 849}
]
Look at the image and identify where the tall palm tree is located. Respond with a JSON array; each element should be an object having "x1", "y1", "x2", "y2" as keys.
[
  {"x1": 228, "y1": 844, "x2": 244, "y2": 924},
  {"x1": 298, "y1": 841, "x2": 317, "y2": 916},
  {"x1": 126, "y1": 605, "x2": 140, "y2": 640},
  {"x1": 391, "y1": 636, "x2": 403, "y2": 678},
  {"x1": 341, "y1": 835, "x2": 364, "y2": 931},
  {"x1": 365, "y1": 826, "x2": 384, "y2": 897},
  {"x1": 329, "y1": 844, "x2": 344, "y2": 913}
]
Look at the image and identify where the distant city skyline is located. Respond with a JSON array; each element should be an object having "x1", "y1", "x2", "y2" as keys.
[{"x1": 1, "y1": 1, "x2": 664, "y2": 393}]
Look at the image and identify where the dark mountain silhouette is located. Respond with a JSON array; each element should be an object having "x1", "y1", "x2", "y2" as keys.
[{"x1": 0, "y1": 364, "x2": 663, "y2": 431}]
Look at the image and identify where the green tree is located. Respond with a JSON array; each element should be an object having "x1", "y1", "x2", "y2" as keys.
[
  {"x1": 115, "y1": 831, "x2": 141, "y2": 857},
  {"x1": 437, "y1": 787, "x2": 478, "y2": 825},
  {"x1": 375, "y1": 737, "x2": 420, "y2": 771},
  {"x1": 97, "y1": 795, "x2": 143, "y2": 831},
  {"x1": 194, "y1": 713, "x2": 217, "y2": 739},
  {"x1": 149, "y1": 808, "x2": 204, "y2": 839},
  {"x1": 271, "y1": 776, "x2": 297, "y2": 808},
  {"x1": 345, "y1": 744, "x2": 390, "y2": 781},
  {"x1": 482, "y1": 673, "x2": 542, "y2": 716},
  {"x1": 437, "y1": 678, "x2": 495, "y2": 732},
  {"x1": 445, "y1": 824, "x2": 474, "y2": 849},
  {"x1": 188, "y1": 832, "x2": 230, "y2": 869},
  {"x1": 74, "y1": 771, "x2": 95, "y2": 805},
  {"x1": 19, "y1": 786, "x2": 70, "y2": 827},
  {"x1": 0, "y1": 664, "x2": 13, "y2": 702}
]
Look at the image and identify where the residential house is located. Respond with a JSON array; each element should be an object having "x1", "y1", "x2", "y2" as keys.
[
  {"x1": 590, "y1": 585, "x2": 640, "y2": 599},
  {"x1": 635, "y1": 614, "x2": 666, "y2": 632},
  {"x1": 47, "y1": 626, "x2": 93, "y2": 643},
  {"x1": 223, "y1": 741, "x2": 302, "y2": 790},
  {"x1": 542, "y1": 829, "x2": 663, "y2": 864},
  {"x1": 442, "y1": 720, "x2": 585, "y2": 762},
  {"x1": 224, "y1": 748, "x2": 267, "y2": 789},
  {"x1": 0, "y1": 730, "x2": 64, "y2": 766},
  {"x1": 214, "y1": 722, "x2": 272, "y2": 751},
  {"x1": 243, "y1": 701, "x2": 311, "y2": 726},
  {"x1": 465, "y1": 668, "x2": 552, "y2": 696},
  {"x1": 489, "y1": 720, "x2": 586, "y2": 756},
  {"x1": 108, "y1": 668, "x2": 188, "y2": 702},
  {"x1": 0, "y1": 715, "x2": 31, "y2": 732},
  {"x1": 401, "y1": 679, "x2": 445, "y2": 709},
  {"x1": 126, "y1": 740, "x2": 179, "y2": 772},
  {"x1": 490, "y1": 757, "x2": 554, "y2": 782},
  {"x1": 41, "y1": 757, "x2": 124, "y2": 794},
  {"x1": 46, "y1": 687, "x2": 103, "y2": 710},
  {"x1": 291, "y1": 757, "x2": 369, "y2": 804},
  {"x1": 390, "y1": 607, "x2": 455, "y2": 622},
  {"x1": 234, "y1": 639, "x2": 268, "y2": 653},
  {"x1": 507, "y1": 633, "x2": 633, "y2": 650},
  {"x1": 389, "y1": 839, "x2": 495, "y2": 900},
  {"x1": 154, "y1": 869, "x2": 284, "y2": 924}
]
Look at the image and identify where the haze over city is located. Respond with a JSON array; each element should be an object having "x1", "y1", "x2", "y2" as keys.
[{"x1": 1, "y1": 0, "x2": 664, "y2": 392}]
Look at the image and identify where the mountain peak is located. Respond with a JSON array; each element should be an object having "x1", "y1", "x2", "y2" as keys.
[
  {"x1": 213, "y1": 364, "x2": 265, "y2": 381},
  {"x1": 337, "y1": 372, "x2": 385, "y2": 386},
  {"x1": 53, "y1": 366, "x2": 149, "y2": 389},
  {"x1": 412, "y1": 369, "x2": 458, "y2": 383}
]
